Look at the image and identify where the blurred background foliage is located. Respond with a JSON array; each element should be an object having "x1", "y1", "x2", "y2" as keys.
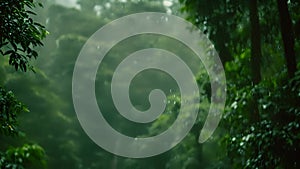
[{"x1": 0, "y1": 0, "x2": 299, "y2": 168}]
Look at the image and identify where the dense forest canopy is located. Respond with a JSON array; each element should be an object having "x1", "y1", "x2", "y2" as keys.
[{"x1": 0, "y1": 0, "x2": 299, "y2": 168}]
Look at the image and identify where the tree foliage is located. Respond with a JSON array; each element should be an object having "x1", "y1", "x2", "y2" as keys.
[
  {"x1": 0, "y1": 0, "x2": 47, "y2": 168},
  {"x1": 0, "y1": 0, "x2": 48, "y2": 72},
  {"x1": 0, "y1": 144, "x2": 46, "y2": 169},
  {"x1": 0, "y1": 87, "x2": 28, "y2": 136},
  {"x1": 179, "y1": 0, "x2": 300, "y2": 168},
  {"x1": 1, "y1": 0, "x2": 299, "y2": 168}
]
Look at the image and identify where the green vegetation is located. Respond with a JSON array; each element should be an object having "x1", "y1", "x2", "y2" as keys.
[
  {"x1": 179, "y1": 0, "x2": 300, "y2": 168},
  {"x1": 0, "y1": 0, "x2": 47, "y2": 168},
  {"x1": 0, "y1": 0, "x2": 48, "y2": 72},
  {"x1": 1, "y1": 0, "x2": 299, "y2": 168}
]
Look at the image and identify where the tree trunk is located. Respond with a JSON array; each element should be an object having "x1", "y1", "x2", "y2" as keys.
[
  {"x1": 249, "y1": 0, "x2": 262, "y2": 85},
  {"x1": 277, "y1": 0, "x2": 297, "y2": 78},
  {"x1": 249, "y1": 0, "x2": 262, "y2": 122}
]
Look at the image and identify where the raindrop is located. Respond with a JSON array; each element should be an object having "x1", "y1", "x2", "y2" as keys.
[
  {"x1": 105, "y1": 2, "x2": 111, "y2": 9},
  {"x1": 231, "y1": 101, "x2": 238, "y2": 109},
  {"x1": 160, "y1": 16, "x2": 168, "y2": 23},
  {"x1": 166, "y1": 8, "x2": 172, "y2": 14},
  {"x1": 163, "y1": 0, "x2": 173, "y2": 7},
  {"x1": 240, "y1": 142, "x2": 244, "y2": 146},
  {"x1": 262, "y1": 104, "x2": 267, "y2": 109}
]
